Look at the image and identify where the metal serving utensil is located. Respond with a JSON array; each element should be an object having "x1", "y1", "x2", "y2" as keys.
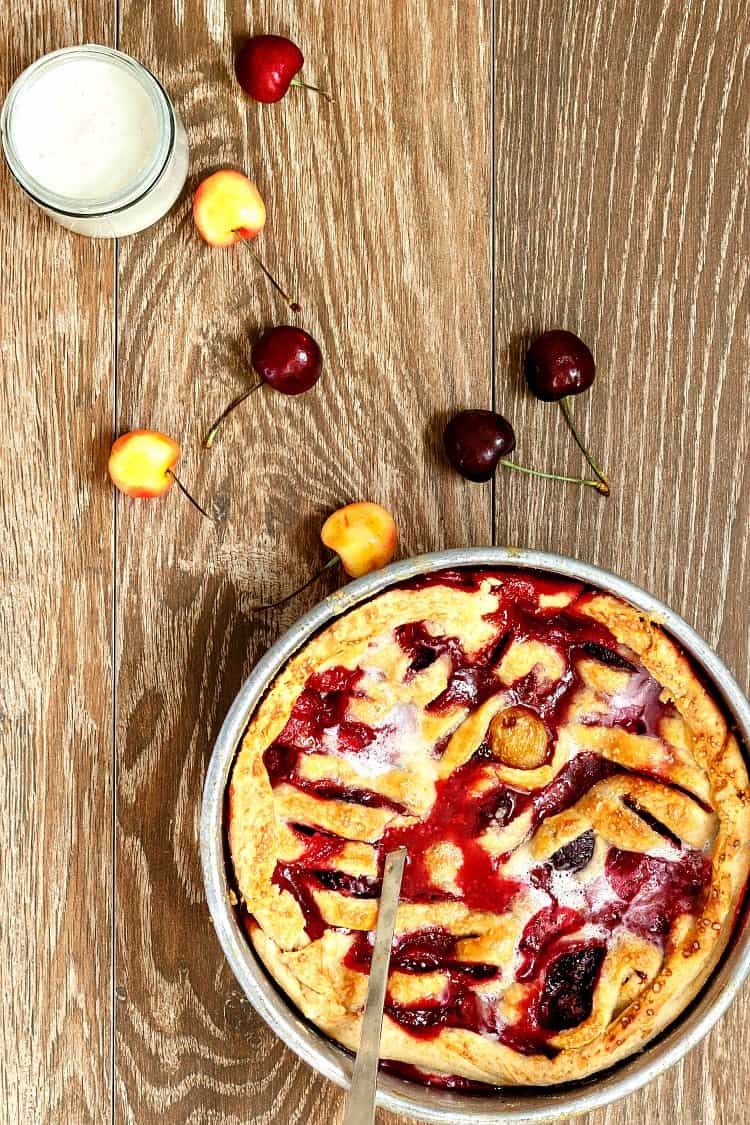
[{"x1": 342, "y1": 846, "x2": 408, "y2": 1125}]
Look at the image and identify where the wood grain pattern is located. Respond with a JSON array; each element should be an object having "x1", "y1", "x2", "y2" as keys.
[
  {"x1": 0, "y1": 9, "x2": 115, "y2": 1125},
  {"x1": 492, "y1": 4, "x2": 750, "y2": 1125},
  {"x1": 113, "y1": 1, "x2": 489, "y2": 1123}
]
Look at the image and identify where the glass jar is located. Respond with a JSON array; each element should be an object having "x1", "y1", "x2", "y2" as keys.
[{"x1": 1, "y1": 45, "x2": 189, "y2": 238}]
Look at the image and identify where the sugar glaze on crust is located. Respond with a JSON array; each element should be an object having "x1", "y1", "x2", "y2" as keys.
[{"x1": 227, "y1": 569, "x2": 750, "y2": 1087}]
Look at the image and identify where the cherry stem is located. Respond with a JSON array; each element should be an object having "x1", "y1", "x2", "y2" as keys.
[
  {"x1": 232, "y1": 231, "x2": 301, "y2": 312},
  {"x1": 203, "y1": 381, "x2": 263, "y2": 448},
  {"x1": 256, "y1": 555, "x2": 340, "y2": 610},
  {"x1": 290, "y1": 77, "x2": 334, "y2": 103},
  {"x1": 559, "y1": 396, "x2": 609, "y2": 486},
  {"x1": 165, "y1": 469, "x2": 217, "y2": 520},
  {"x1": 499, "y1": 459, "x2": 609, "y2": 496}
]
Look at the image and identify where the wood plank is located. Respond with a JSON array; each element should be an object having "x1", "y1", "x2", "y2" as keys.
[
  {"x1": 493, "y1": 3, "x2": 750, "y2": 1124},
  {"x1": 0, "y1": 10, "x2": 115, "y2": 1125},
  {"x1": 113, "y1": 0, "x2": 490, "y2": 1121}
]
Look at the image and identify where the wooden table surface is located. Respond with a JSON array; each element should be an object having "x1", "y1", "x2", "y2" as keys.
[{"x1": 2, "y1": 1, "x2": 748, "y2": 1123}]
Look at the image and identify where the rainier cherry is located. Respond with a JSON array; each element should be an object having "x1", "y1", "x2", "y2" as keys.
[
  {"x1": 193, "y1": 170, "x2": 300, "y2": 311},
  {"x1": 235, "y1": 35, "x2": 331, "y2": 104},
  {"x1": 444, "y1": 410, "x2": 607, "y2": 495},
  {"x1": 321, "y1": 503, "x2": 397, "y2": 577},
  {"x1": 203, "y1": 325, "x2": 323, "y2": 447},
  {"x1": 259, "y1": 503, "x2": 397, "y2": 609},
  {"x1": 108, "y1": 431, "x2": 214, "y2": 519},
  {"x1": 525, "y1": 329, "x2": 609, "y2": 490}
]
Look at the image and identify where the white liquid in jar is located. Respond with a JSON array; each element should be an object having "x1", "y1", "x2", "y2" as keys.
[
  {"x1": 9, "y1": 57, "x2": 160, "y2": 200},
  {"x1": 2, "y1": 46, "x2": 189, "y2": 236}
]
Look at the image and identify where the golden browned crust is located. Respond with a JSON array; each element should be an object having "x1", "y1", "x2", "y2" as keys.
[{"x1": 227, "y1": 574, "x2": 750, "y2": 1085}]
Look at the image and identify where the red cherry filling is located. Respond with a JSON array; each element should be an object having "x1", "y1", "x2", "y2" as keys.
[
  {"x1": 537, "y1": 945, "x2": 606, "y2": 1031},
  {"x1": 382, "y1": 761, "x2": 523, "y2": 911},
  {"x1": 263, "y1": 742, "x2": 299, "y2": 784},
  {"x1": 395, "y1": 621, "x2": 511, "y2": 713},
  {"x1": 602, "y1": 848, "x2": 711, "y2": 939},
  {"x1": 385, "y1": 982, "x2": 504, "y2": 1040},
  {"x1": 293, "y1": 778, "x2": 406, "y2": 811},
  {"x1": 313, "y1": 869, "x2": 380, "y2": 897},
  {"x1": 346, "y1": 926, "x2": 492, "y2": 975},
  {"x1": 288, "y1": 826, "x2": 346, "y2": 865},
  {"x1": 381, "y1": 1059, "x2": 500, "y2": 1092},
  {"x1": 271, "y1": 667, "x2": 364, "y2": 752},
  {"x1": 578, "y1": 641, "x2": 637, "y2": 672},
  {"x1": 271, "y1": 864, "x2": 328, "y2": 941},
  {"x1": 517, "y1": 905, "x2": 585, "y2": 980},
  {"x1": 532, "y1": 754, "x2": 617, "y2": 825},
  {"x1": 550, "y1": 829, "x2": 596, "y2": 872}
]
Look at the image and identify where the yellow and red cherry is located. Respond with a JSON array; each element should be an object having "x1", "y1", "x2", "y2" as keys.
[
  {"x1": 108, "y1": 430, "x2": 213, "y2": 518},
  {"x1": 525, "y1": 329, "x2": 609, "y2": 490},
  {"x1": 444, "y1": 410, "x2": 608, "y2": 495},
  {"x1": 192, "y1": 170, "x2": 299, "y2": 311},
  {"x1": 203, "y1": 325, "x2": 323, "y2": 448},
  {"x1": 235, "y1": 35, "x2": 331, "y2": 104},
  {"x1": 193, "y1": 169, "x2": 265, "y2": 246},
  {"x1": 108, "y1": 430, "x2": 179, "y2": 497},
  {"x1": 259, "y1": 503, "x2": 397, "y2": 609},
  {"x1": 321, "y1": 502, "x2": 397, "y2": 578}
]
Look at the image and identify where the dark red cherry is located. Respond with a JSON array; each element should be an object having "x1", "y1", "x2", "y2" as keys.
[
  {"x1": 538, "y1": 946, "x2": 605, "y2": 1031},
  {"x1": 252, "y1": 325, "x2": 323, "y2": 395},
  {"x1": 550, "y1": 830, "x2": 595, "y2": 872},
  {"x1": 525, "y1": 330, "x2": 595, "y2": 402},
  {"x1": 235, "y1": 35, "x2": 304, "y2": 103},
  {"x1": 443, "y1": 410, "x2": 516, "y2": 482}
]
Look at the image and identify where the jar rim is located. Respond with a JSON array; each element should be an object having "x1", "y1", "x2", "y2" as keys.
[{"x1": 0, "y1": 44, "x2": 175, "y2": 217}]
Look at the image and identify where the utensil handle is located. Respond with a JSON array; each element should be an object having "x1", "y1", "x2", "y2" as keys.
[{"x1": 342, "y1": 847, "x2": 407, "y2": 1125}]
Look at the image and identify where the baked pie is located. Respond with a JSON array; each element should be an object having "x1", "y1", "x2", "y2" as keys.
[{"x1": 227, "y1": 568, "x2": 750, "y2": 1086}]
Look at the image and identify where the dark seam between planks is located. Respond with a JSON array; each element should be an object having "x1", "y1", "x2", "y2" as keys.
[
  {"x1": 111, "y1": 0, "x2": 120, "y2": 1106},
  {"x1": 490, "y1": 0, "x2": 497, "y2": 547}
]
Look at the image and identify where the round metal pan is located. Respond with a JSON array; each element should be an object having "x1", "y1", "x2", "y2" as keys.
[{"x1": 201, "y1": 547, "x2": 750, "y2": 1123}]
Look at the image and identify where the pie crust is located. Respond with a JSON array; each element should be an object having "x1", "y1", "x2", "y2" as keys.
[{"x1": 227, "y1": 569, "x2": 750, "y2": 1087}]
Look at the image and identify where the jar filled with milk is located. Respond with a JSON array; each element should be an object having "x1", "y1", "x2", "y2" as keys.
[{"x1": 1, "y1": 45, "x2": 189, "y2": 237}]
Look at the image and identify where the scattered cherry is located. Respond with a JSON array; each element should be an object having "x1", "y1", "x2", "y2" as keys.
[
  {"x1": 108, "y1": 430, "x2": 215, "y2": 520},
  {"x1": 203, "y1": 325, "x2": 322, "y2": 447},
  {"x1": 253, "y1": 325, "x2": 322, "y2": 395},
  {"x1": 443, "y1": 409, "x2": 515, "y2": 482},
  {"x1": 193, "y1": 170, "x2": 300, "y2": 312},
  {"x1": 525, "y1": 329, "x2": 610, "y2": 491},
  {"x1": 525, "y1": 330, "x2": 595, "y2": 402},
  {"x1": 256, "y1": 502, "x2": 398, "y2": 610},
  {"x1": 235, "y1": 35, "x2": 331, "y2": 104},
  {"x1": 443, "y1": 410, "x2": 607, "y2": 495}
]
